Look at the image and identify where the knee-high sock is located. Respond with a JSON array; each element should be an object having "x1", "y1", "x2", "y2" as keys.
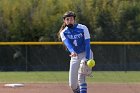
[{"x1": 80, "y1": 83, "x2": 87, "y2": 93}]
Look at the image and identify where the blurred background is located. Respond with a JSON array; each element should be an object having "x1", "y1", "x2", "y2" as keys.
[{"x1": 0, "y1": 0, "x2": 140, "y2": 71}]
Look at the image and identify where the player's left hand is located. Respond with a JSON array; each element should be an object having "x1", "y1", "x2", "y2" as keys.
[{"x1": 79, "y1": 59, "x2": 93, "y2": 77}]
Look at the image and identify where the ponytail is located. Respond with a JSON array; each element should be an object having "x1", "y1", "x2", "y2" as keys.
[
  {"x1": 57, "y1": 23, "x2": 66, "y2": 40},
  {"x1": 57, "y1": 22, "x2": 68, "y2": 50}
]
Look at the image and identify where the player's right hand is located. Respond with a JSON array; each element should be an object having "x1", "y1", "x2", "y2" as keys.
[{"x1": 69, "y1": 52, "x2": 77, "y2": 57}]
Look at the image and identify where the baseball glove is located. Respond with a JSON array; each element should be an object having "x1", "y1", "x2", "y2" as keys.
[{"x1": 79, "y1": 59, "x2": 93, "y2": 77}]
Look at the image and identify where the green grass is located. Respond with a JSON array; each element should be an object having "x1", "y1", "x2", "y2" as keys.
[
  {"x1": 0, "y1": 71, "x2": 140, "y2": 83},
  {"x1": 0, "y1": 71, "x2": 69, "y2": 83},
  {"x1": 87, "y1": 71, "x2": 140, "y2": 83}
]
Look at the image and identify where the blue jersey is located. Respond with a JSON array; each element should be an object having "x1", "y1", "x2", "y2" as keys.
[{"x1": 60, "y1": 24, "x2": 91, "y2": 59}]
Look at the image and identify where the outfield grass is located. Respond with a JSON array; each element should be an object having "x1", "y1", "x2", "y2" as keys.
[
  {"x1": 0, "y1": 71, "x2": 139, "y2": 83},
  {"x1": 88, "y1": 71, "x2": 140, "y2": 83}
]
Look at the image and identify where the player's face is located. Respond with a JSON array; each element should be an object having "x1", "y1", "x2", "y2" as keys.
[{"x1": 63, "y1": 16, "x2": 75, "y2": 25}]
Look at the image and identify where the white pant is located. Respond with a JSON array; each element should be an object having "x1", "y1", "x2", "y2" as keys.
[{"x1": 69, "y1": 50, "x2": 93, "y2": 90}]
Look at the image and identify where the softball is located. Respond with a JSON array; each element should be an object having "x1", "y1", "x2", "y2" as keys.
[{"x1": 87, "y1": 59, "x2": 95, "y2": 68}]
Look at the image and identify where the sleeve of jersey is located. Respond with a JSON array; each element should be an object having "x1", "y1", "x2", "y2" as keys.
[
  {"x1": 85, "y1": 39, "x2": 91, "y2": 59},
  {"x1": 83, "y1": 25, "x2": 91, "y2": 59},
  {"x1": 63, "y1": 39, "x2": 75, "y2": 53},
  {"x1": 60, "y1": 31, "x2": 75, "y2": 53}
]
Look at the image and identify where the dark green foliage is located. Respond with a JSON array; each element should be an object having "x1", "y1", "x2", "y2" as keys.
[{"x1": 0, "y1": 0, "x2": 140, "y2": 41}]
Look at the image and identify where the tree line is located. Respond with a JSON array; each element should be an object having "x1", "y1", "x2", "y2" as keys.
[{"x1": 0, "y1": 0, "x2": 140, "y2": 42}]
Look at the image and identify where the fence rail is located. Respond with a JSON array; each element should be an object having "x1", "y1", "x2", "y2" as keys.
[{"x1": 0, "y1": 42, "x2": 140, "y2": 45}]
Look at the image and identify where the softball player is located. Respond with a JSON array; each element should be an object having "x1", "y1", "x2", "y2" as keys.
[{"x1": 58, "y1": 11, "x2": 93, "y2": 93}]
